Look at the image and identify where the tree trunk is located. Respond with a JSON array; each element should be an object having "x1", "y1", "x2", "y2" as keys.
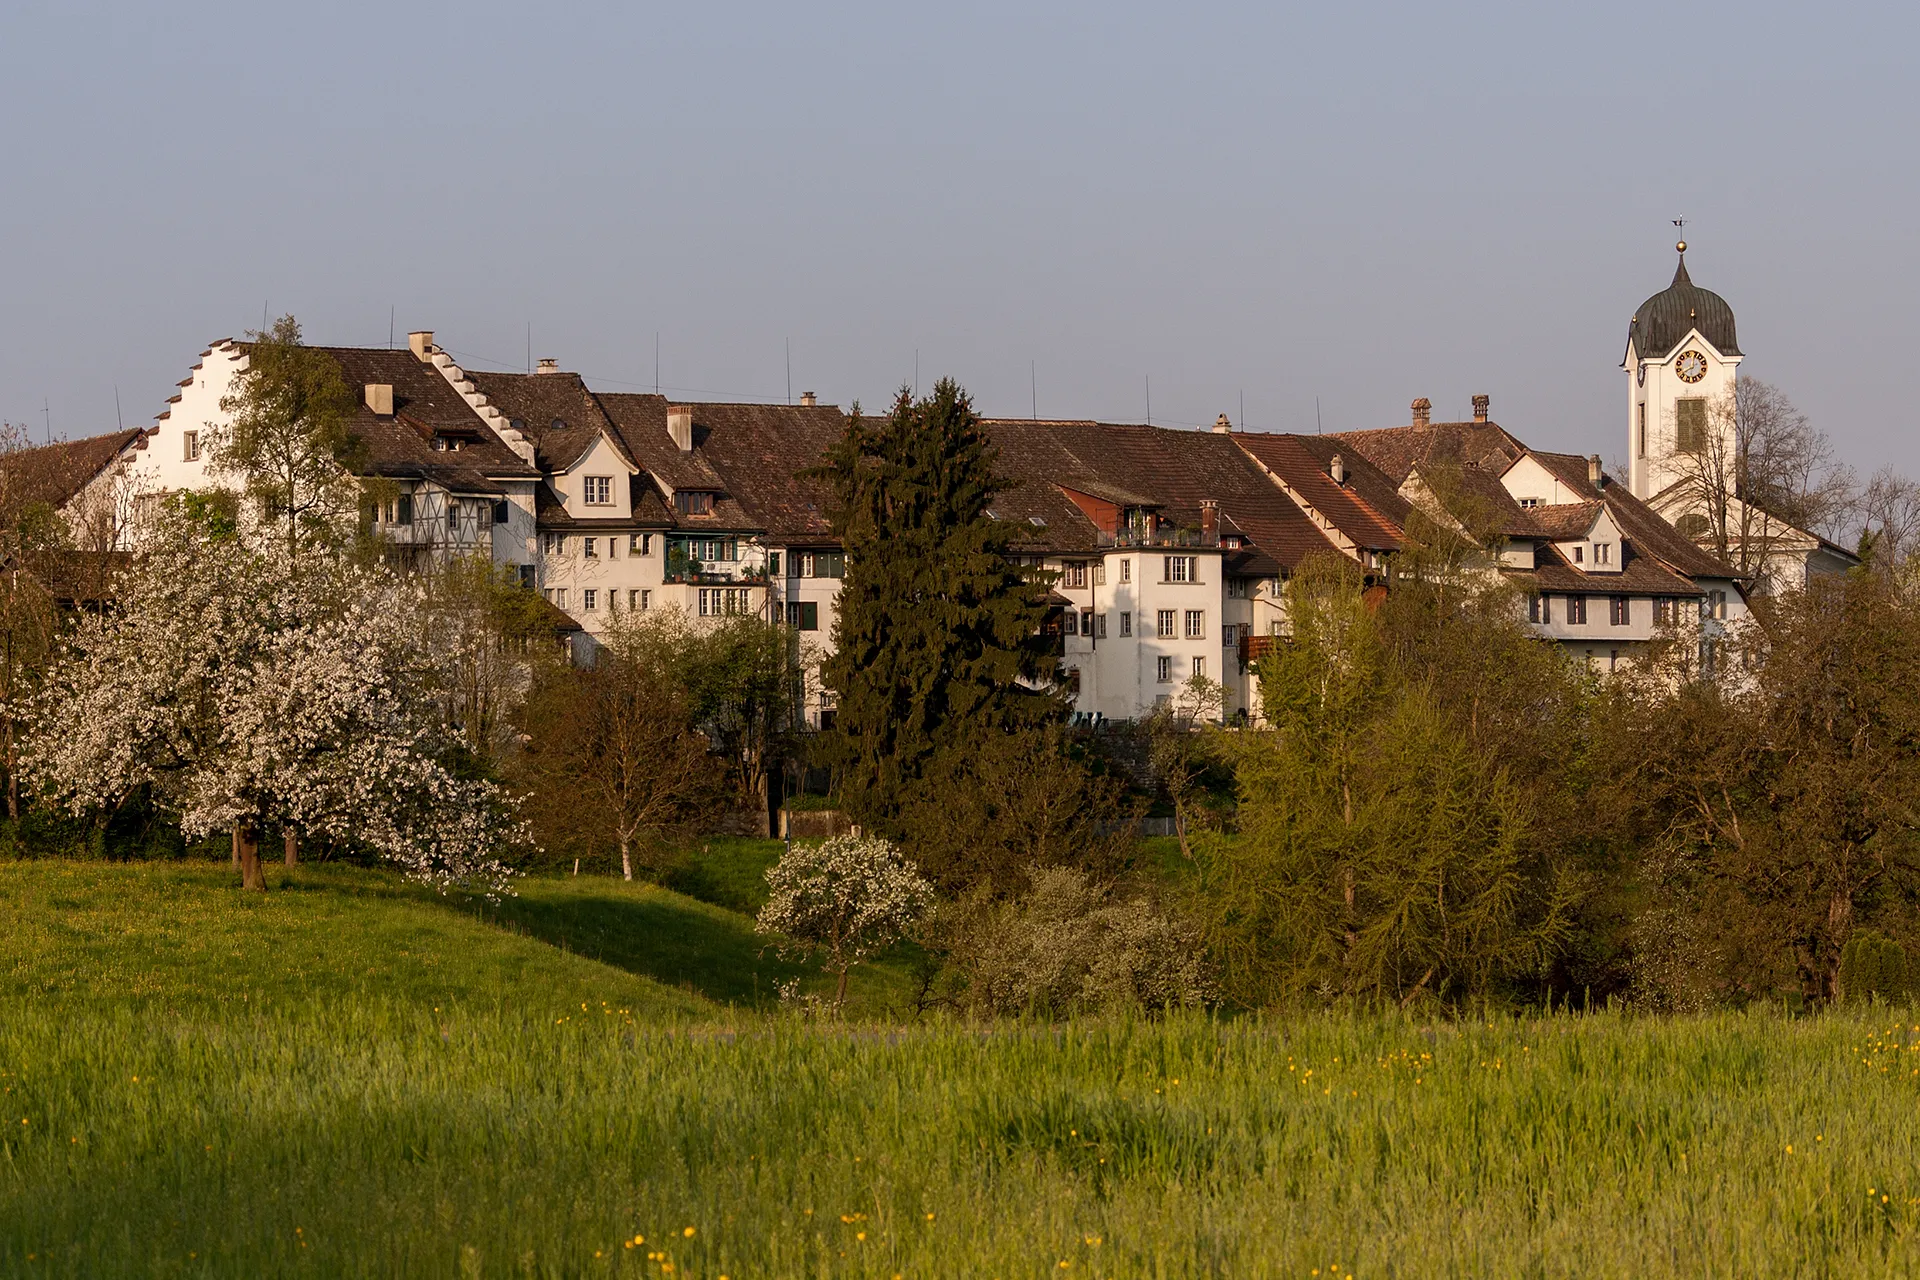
[
  {"x1": 231, "y1": 827, "x2": 240, "y2": 869},
  {"x1": 618, "y1": 832, "x2": 632, "y2": 882},
  {"x1": 1825, "y1": 888, "x2": 1855, "y2": 1000},
  {"x1": 237, "y1": 822, "x2": 265, "y2": 892},
  {"x1": 284, "y1": 827, "x2": 298, "y2": 868},
  {"x1": 834, "y1": 964, "x2": 850, "y2": 1009}
]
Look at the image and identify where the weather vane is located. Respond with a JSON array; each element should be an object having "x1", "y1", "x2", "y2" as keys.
[{"x1": 1672, "y1": 216, "x2": 1688, "y2": 252}]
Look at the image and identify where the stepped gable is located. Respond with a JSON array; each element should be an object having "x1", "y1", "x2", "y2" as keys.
[
  {"x1": 1523, "y1": 450, "x2": 1736, "y2": 580},
  {"x1": 674, "y1": 402, "x2": 849, "y2": 543},
  {"x1": 983, "y1": 420, "x2": 1339, "y2": 573},
  {"x1": 466, "y1": 369, "x2": 633, "y2": 473},
  {"x1": 0, "y1": 428, "x2": 149, "y2": 511},
  {"x1": 1231, "y1": 432, "x2": 1409, "y2": 553},
  {"x1": 1628, "y1": 245, "x2": 1740, "y2": 360},
  {"x1": 313, "y1": 346, "x2": 537, "y2": 494}
]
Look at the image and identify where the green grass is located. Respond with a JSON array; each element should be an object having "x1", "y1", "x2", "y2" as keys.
[{"x1": 6, "y1": 859, "x2": 1920, "y2": 1277}]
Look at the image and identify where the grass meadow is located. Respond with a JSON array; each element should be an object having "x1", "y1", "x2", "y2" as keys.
[{"x1": 4, "y1": 859, "x2": 1920, "y2": 1277}]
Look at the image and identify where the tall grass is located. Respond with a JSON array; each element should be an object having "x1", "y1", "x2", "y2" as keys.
[{"x1": 4, "y1": 1003, "x2": 1918, "y2": 1277}]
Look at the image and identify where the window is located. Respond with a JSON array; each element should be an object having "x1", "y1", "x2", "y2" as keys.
[
  {"x1": 1119, "y1": 559, "x2": 1132, "y2": 584},
  {"x1": 808, "y1": 550, "x2": 846, "y2": 579},
  {"x1": 1610, "y1": 596, "x2": 1631, "y2": 626},
  {"x1": 767, "y1": 552, "x2": 781, "y2": 577},
  {"x1": 1192, "y1": 656, "x2": 1205, "y2": 679},
  {"x1": 183, "y1": 430, "x2": 200, "y2": 462},
  {"x1": 608, "y1": 538, "x2": 620, "y2": 560},
  {"x1": 1097, "y1": 613, "x2": 1108, "y2": 639},
  {"x1": 1704, "y1": 589, "x2": 1727, "y2": 620},
  {"x1": 1567, "y1": 596, "x2": 1588, "y2": 625},
  {"x1": 396, "y1": 493, "x2": 413, "y2": 525},
  {"x1": 1528, "y1": 595, "x2": 1545, "y2": 624},
  {"x1": 787, "y1": 601, "x2": 819, "y2": 630},
  {"x1": 1156, "y1": 655, "x2": 1174, "y2": 683},
  {"x1": 552, "y1": 589, "x2": 567, "y2": 610},
  {"x1": 1092, "y1": 562, "x2": 1106, "y2": 586},
  {"x1": 630, "y1": 533, "x2": 653, "y2": 555},
  {"x1": 1164, "y1": 555, "x2": 1194, "y2": 583},
  {"x1": 674, "y1": 491, "x2": 715, "y2": 516},
  {"x1": 1676, "y1": 513, "x2": 1711, "y2": 538},
  {"x1": 1064, "y1": 562, "x2": 1088, "y2": 589},
  {"x1": 1676, "y1": 398, "x2": 1708, "y2": 452},
  {"x1": 583, "y1": 538, "x2": 597, "y2": 558},
  {"x1": 1518, "y1": 497, "x2": 1541, "y2": 509},
  {"x1": 1572, "y1": 545, "x2": 1584, "y2": 564},
  {"x1": 1227, "y1": 577, "x2": 1248, "y2": 599},
  {"x1": 1119, "y1": 611, "x2": 1133, "y2": 637},
  {"x1": 1595, "y1": 542, "x2": 1611, "y2": 565},
  {"x1": 632, "y1": 589, "x2": 650, "y2": 611},
  {"x1": 698, "y1": 588, "x2": 753, "y2": 617},
  {"x1": 1156, "y1": 609, "x2": 1176, "y2": 638},
  {"x1": 1637, "y1": 403, "x2": 1648, "y2": 458},
  {"x1": 493, "y1": 499, "x2": 511, "y2": 526},
  {"x1": 583, "y1": 476, "x2": 613, "y2": 505},
  {"x1": 583, "y1": 589, "x2": 598, "y2": 611},
  {"x1": 1079, "y1": 610, "x2": 1093, "y2": 637},
  {"x1": 1221, "y1": 623, "x2": 1238, "y2": 648},
  {"x1": 543, "y1": 533, "x2": 564, "y2": 556},
  {"x1": 1184, "y1": 609, "x2": 1205, "y2": 640}
]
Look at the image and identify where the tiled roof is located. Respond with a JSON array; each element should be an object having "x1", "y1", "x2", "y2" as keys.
[
  {"x1": 533, "y1": 483, "x2": 673, "y2": 530},
  {"x1": 0, "y1": 429, "x2": 147, "y2": 511},
  {"x1": 1330, "y1": 421, "x2": 1527, "y2": 485},
  {"x1": 307, "y1": 346, "x2": 539, "y2": 492},
  {"x1": 1524, "y1": 501, "x2": 1603, "y2": 541},
  {"x1": 466, "y1": 369, "x2": 632, "y2": 473},
  {"x1": 1232, "y1": 432, "x2": 1409, "y2": 552},
  {"x1": 596, "y1": 393, "x2": 730, "y2": 497},
  {"x1": 982, "y1": 420, "x2": 1343, "y2": 571},
  {"x1": 1522, "y1": 451, "x2": 1737, "y2": 580},
  {"x1": 673, "y1": 402, "x2": 850, "y2": 542},
  {"x1": 1516, "y1": 541, "x2": 1702, "y2": 597}
]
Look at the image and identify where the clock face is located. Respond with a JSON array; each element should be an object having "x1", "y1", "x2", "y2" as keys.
[{"x1": 1676, "y1": 350, "x2": 1708, "y2": 383}]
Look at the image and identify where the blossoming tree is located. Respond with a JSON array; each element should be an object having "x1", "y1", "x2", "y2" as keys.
[
  {"x1": 755, "y1": 833, "x2": 934, "y2": 1007},
  {"x1": 26, "y1": 508, "x2": 525, "y2": 892}
]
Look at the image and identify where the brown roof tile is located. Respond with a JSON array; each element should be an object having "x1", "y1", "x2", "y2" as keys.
[
  {"x1": 0, "y1": 429, "x2": 147, "y2": 511},
  {"x1": 1232, "y1": 432, "x2": 1409, "y2": 552}
]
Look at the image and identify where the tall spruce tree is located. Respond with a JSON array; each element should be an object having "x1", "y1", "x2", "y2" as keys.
[{"x1": 817, "y1": 379, "x2": 1064, "y2": 831}]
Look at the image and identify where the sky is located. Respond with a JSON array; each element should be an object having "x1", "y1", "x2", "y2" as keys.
[{"x1": 3, "y1": 1, "x2": 1917, "y2": 476}]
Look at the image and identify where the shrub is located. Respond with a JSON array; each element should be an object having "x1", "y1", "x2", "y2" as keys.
[
  {"x1": 928, "y1": 865, "x2": 1212, "y2": 1017},
  {"x1": 1837, "y1": 930, "x2": 1908, "y2": 1004}
]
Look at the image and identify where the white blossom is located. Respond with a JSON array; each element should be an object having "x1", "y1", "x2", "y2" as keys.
[{"x1": 756, "y1": 834, "x2": 933, "y2": 1003}]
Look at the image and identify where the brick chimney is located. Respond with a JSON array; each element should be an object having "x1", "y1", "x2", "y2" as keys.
[
  {"x1": 1199, "y1": 499, "x2": 1219, "y2": 542},
  {"x1": 1472, "y1": 394, "x2": 1490, "y2": 424},
  {"x1": 408, "y1": 331, "x2": 434, "y2": 360},
  {"x1": 800, "y1": 391, "x2": 817, "y2": 407},
  {"x1": 668, "y1": 406, "x2": 694, "y2": 453},
  {"x1": 1411, "y1": 397, "x2": 1431, "y2": 429},
  {"x1": 536, "y1": 358, "x2": 559, "y2": 375},
  {"x1": 1212, "y1": 413, "x2": 1232, "y2": 434},
  {"x1": 1588, "y1": 455, "x2": 1604, "y2": 488}
]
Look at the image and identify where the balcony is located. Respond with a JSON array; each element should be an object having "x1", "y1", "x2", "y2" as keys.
[
  {"x1": 1097, "y1": 528, "x2": 1220, "y2": 549},
  {"x1": 664, "y1": 559, "x2": 769, "y2": 586}
]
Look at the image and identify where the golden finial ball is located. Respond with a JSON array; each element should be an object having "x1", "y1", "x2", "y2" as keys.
[{"x1": 1676, "y1": 240, "x2": 1687, "y2": 253}]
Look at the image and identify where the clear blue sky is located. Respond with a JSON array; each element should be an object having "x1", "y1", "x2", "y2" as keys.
[{"x1": 3, "y1": 1, "x2": 1916, "y2": 473}]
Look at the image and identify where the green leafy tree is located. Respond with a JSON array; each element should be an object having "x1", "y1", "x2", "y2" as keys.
[
  {"x1": 682, "y1": 613, "x2": 808, "y2": 826},
  {"x1": 815, "y1": 380, "x2": 1063, "y2": 832},
  {"x1": 210, "y1": 315, "x2": 366, "y2": 558}
]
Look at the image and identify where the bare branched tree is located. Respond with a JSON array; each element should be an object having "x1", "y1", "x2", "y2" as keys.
[
  {"x1": 1668, "y1": 378, "x2": 1853, "y2": 589},
  {"x1": 1855, "y1": 467, "x2": 1920, "y2": 577}
]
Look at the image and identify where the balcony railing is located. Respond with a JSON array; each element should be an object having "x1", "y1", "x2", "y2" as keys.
[
  {"x1": 1096, "y1": 528, "x2": 1220, "y2": 549},
  {"x1": 664, "y1": 561, "x2": 770, "y2": 585}
]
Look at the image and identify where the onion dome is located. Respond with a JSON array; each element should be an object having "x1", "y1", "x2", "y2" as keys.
[{"x1": 1628, "y1": 242, "x2": 1740, "y2": 359}]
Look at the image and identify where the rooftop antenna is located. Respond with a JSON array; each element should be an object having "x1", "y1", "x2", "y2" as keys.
[
  {"x1": 914, "y1": 349, "x2": 919, "y2": 398},
  {"x1": 525, "y1": 322, "x2": 531, "y2": 375},
  {"x1": 43, "y1": 398, "x2": 51, "y2": 444},
  {"x1": 389, "y1": 306, "x2": 395, "y2": 349},
  {"x1": 786, "y1": 338, "x2": 792, "y2": 405},
  {"x1": 115, "y1": 384, "x2": 124, "y2": 430},
  {"x1": 1239, "y1": 387, "x2": 1245, "y2": 432},
  {"x1": 1031, "y1": 361, "x2": 1037, "y2": 420},
  {"x1": 262, "y1": 301, "x2": 269, "y2": 334},
  {"x1": 1145, "y1": 375, "x2": 1151, "y2": 426},
  {"x1": 1315, "y1": 396, "x2": 1323, "y2": 435},
  {"x1": 653, "y1": 332, "x2": 660, "y2": 395}
]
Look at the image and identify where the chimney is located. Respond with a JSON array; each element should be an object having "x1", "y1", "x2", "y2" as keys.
[
  {"x1": 667, "y1": 405, "x2": 694, "y2": 453},
  {"x1": 1411, "y1": 397, "x2": 1431, "y2": 429},
  {"x1": 364, "y1": 383, "x2": 394, "y2": 416},
  {"x1": 1588, "y1": 454, "x2": 1604, "y2": 488},
  {"x1": 1199, "y1": 499, "x2": 1219, "y2": 542},
  {"x1": 1472, "y1": 394, "x2": 1490, "y2": 424},
  {"x1": 800, "y1": 391, "x2": 817, "y2": 407},
  {"x1": 1329, "y1": 454, "x2": 1346, "y2": 485},
  {"x1": 536, "y1": 358, "x2": 559, "y2": 375},
  {"x1": 1212, "y1": 413, "x2": 1232, "y2": 434},
  {"x1": 407, "y1": 331, "x2": 434, "y2": 360}
]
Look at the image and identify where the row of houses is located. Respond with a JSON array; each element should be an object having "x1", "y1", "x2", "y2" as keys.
[{"x1": 12, "y1": 341, "x2": 1748, "y2": 730}]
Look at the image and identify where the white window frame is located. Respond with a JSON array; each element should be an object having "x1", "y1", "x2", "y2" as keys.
[{"x1": 583, "y1": 476, "x2": 613, "y2": 505}]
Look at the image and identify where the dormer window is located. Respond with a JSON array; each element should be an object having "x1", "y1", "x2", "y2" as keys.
[
  {"x1": 674, "y1": 491, "x2": 715, "y2": 516},
  {"x1": 1572, "y1": 545, "x2": 1584, "y2": 564},
  {"x1": 1518, "y1": 497, "x2": 1541, "y2": 509},
  {"x1": 432, "y1": 436, "x2": 465, "y2": 452},
  {"x1": 1595, "y1": 542, "x2": 1612, "y2": 565},
  {"x1": 583, "y1": 476, "x2": 613, "y2": 505}
]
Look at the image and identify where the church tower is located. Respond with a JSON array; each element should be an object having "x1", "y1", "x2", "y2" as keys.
[{"x1": 1623, "y1": 242, "x2": 1743, "y2": 500}]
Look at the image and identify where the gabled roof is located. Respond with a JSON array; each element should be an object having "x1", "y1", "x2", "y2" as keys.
[
  {"x1": 1525, "y1": 501, "x2": 1605, "y2": 541},
  {"x1": 305, "y1": 346, "x2": 539, "y2": 491},
  {"x1": 671, "y1": 402, "x2": 850, "y2": 542},
  {"x1": 0, "y1": 428, "x2": 148, "y2": 511},
  {"x1": 1516, "y1": 540, "x2": 1702, "y2": 597},
  {"x1": 1232, "y1": 432, "x2": 1409, "y2": 552},
  {"x1": 533, "y1": 482, "x2": 674, "y2": 530},
  {"x1": 1330, "y1": 420, "x2": 1527, "y2": 486},
  {"x1": 1524, "y1": 450, "x2": 1739, "y2": 580},
  {"x1": 595, "y1": 393, "x2": 732, "y2": 499},
  {"x1": 466, "y1": 369, "x2": 633, "y2": 474}
]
